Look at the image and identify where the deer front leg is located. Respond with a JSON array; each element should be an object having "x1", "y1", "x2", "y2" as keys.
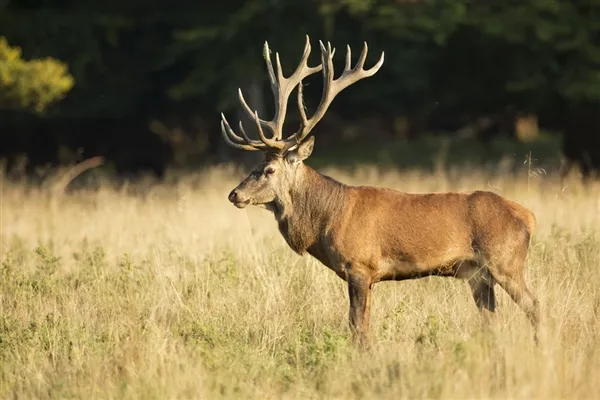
[{"x1": 347, "y1": 268, "x2": 373, "y2": 349}]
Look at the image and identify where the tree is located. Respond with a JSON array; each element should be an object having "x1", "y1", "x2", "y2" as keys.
[{"x1": 0, "y1": 36, "x2": 74, "y2": 113}]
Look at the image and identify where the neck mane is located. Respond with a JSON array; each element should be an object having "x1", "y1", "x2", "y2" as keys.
[{"x1": 273, "y1": 165, "x2": 348, "y2": 254}]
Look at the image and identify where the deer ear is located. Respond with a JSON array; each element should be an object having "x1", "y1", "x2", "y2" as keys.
[
  {"x1": 285, "y1": 136, "x2": 315, "y2": 164},
  {"x1": 295, "y1": 136, "x2": 315, "y2": 161}
]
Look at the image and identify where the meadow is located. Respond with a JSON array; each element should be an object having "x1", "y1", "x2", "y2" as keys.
[{"x1": 1, "y1": 156, "x2": 600, "y2": 399}]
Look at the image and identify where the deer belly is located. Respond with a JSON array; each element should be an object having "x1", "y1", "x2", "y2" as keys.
[
  {"x1": 374, "y1": 258, "x2": 431, "y2": 281},
  {"x1": 374, "y1": 251, "x2": 472, "y2": 282}
]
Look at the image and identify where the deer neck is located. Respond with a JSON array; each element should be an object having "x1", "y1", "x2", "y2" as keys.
[{"x1": 273, "y1": 165, "x2": 347, "y2": 255}]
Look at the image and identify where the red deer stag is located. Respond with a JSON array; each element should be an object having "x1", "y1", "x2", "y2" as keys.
[{"x1": 220, "y1": 35, "x2": 540, "y2": 347}]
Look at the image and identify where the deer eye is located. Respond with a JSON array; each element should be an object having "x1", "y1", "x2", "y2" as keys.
[{"x1": 264, "y1": 167, "x2": 276, "y2": 176}]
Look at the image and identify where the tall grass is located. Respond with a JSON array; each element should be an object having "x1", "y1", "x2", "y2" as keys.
[{"x1": 1, "y1": 164, "x2": 599, "y2": 399}]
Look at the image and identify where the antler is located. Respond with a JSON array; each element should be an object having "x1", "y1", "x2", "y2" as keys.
[
  {"x1": 220, "y1": 35, "x2": 385, "y2": 154},
  {"x1": 290, "y1": 40, "x2": 385, "y2": 147},
  {"x1": 220, "y1": 35, "x2": 322, "y2": 152}
]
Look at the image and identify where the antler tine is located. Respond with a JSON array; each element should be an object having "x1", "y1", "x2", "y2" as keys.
[
  {"x1": 345, "y1": 44, "x2": 352, "y2": 71},
  {"x1": 264, "y1": 41, "x2": 277, "y2": 91},
  {"x1": 237, "y1": 120, "x2": 269, "y2": 150},
  {"x1": 219, "y1": 113, "x2": 246, "y2": 144},
  {"x1": 269, "y1": 35, "x2": 323, "y2": 141},
  {"x1": 236, "y1": 39, "x2": 281, "y2": 147},
  {"x1": 220, "y1": 117, "x2": 261, "y2": 151},
  {"x1": 221, "y1": 112, "x2": 276, "y2": 151},
  {"x1": 353, "y1": 41, "x2": 385, "y2": 78},
  {"x1": 252, "y1": 110, "x2": 278, "y2": 146},
  {"x1": 290, "y1": 39, "x2": 385, "y2": 145},
  {"x1": 236, "y1": 89, "x2": 275, "y2": 138}
]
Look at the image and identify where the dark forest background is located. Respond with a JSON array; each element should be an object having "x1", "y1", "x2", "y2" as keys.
[{"x1": 2, "y1": 0, "x2": 600, "y2": 182}]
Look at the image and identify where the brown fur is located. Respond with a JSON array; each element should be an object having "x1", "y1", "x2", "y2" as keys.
[
  {"x1": 221, "y1": 36, "x2": 540, "y2": 348},
  {"x1": 230, "y1": 160, "x2": 540, "y2": 347}
]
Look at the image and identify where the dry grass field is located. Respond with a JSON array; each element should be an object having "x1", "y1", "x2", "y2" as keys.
[{"x1": 1, "y1": 163, "x2": 599, "y2": 399}]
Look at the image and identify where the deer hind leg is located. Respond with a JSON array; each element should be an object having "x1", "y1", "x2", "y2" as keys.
[
  {"x1": 490, "y1": 268, "x2": 540, "y2": 344},
  {"x1": 482, "y1": 242, "x2": 540, "y2": 343},
  {"x1": 346, "y1": 265, "x2": 373, "y2": 349}
]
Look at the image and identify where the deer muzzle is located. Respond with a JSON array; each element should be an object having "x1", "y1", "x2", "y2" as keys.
[{"x1": 228, "y1": 189, "x2": 250, "y2": 208}]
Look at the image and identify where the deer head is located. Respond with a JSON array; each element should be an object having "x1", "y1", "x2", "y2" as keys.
[{"x1": 221, "y1": 35, "x2": 384, "y2": 210}]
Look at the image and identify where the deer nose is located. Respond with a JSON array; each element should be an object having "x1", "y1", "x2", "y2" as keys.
[{"x1": 228, "y1": 189, "x2": 239, "y2": 203}]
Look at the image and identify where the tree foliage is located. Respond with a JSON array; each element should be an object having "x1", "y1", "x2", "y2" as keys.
[
  {"x1": 4, "y1": 0, "x2": 600, "y2": 118},
  {"x1": 0, "y1": 36, "x2": 74, "y2": 113},
  {"x1": 1, "y1": 0, "x2": 600, "y2": 172}
]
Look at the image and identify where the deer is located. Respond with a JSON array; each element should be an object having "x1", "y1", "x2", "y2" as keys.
[{"x1": 220, "y1": 35, "x2": 540, "y2": 348}]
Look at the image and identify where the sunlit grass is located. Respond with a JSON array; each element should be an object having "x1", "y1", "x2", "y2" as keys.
[{"x1": 1, "y1": 163, "x2": 599, "y2": 399}]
